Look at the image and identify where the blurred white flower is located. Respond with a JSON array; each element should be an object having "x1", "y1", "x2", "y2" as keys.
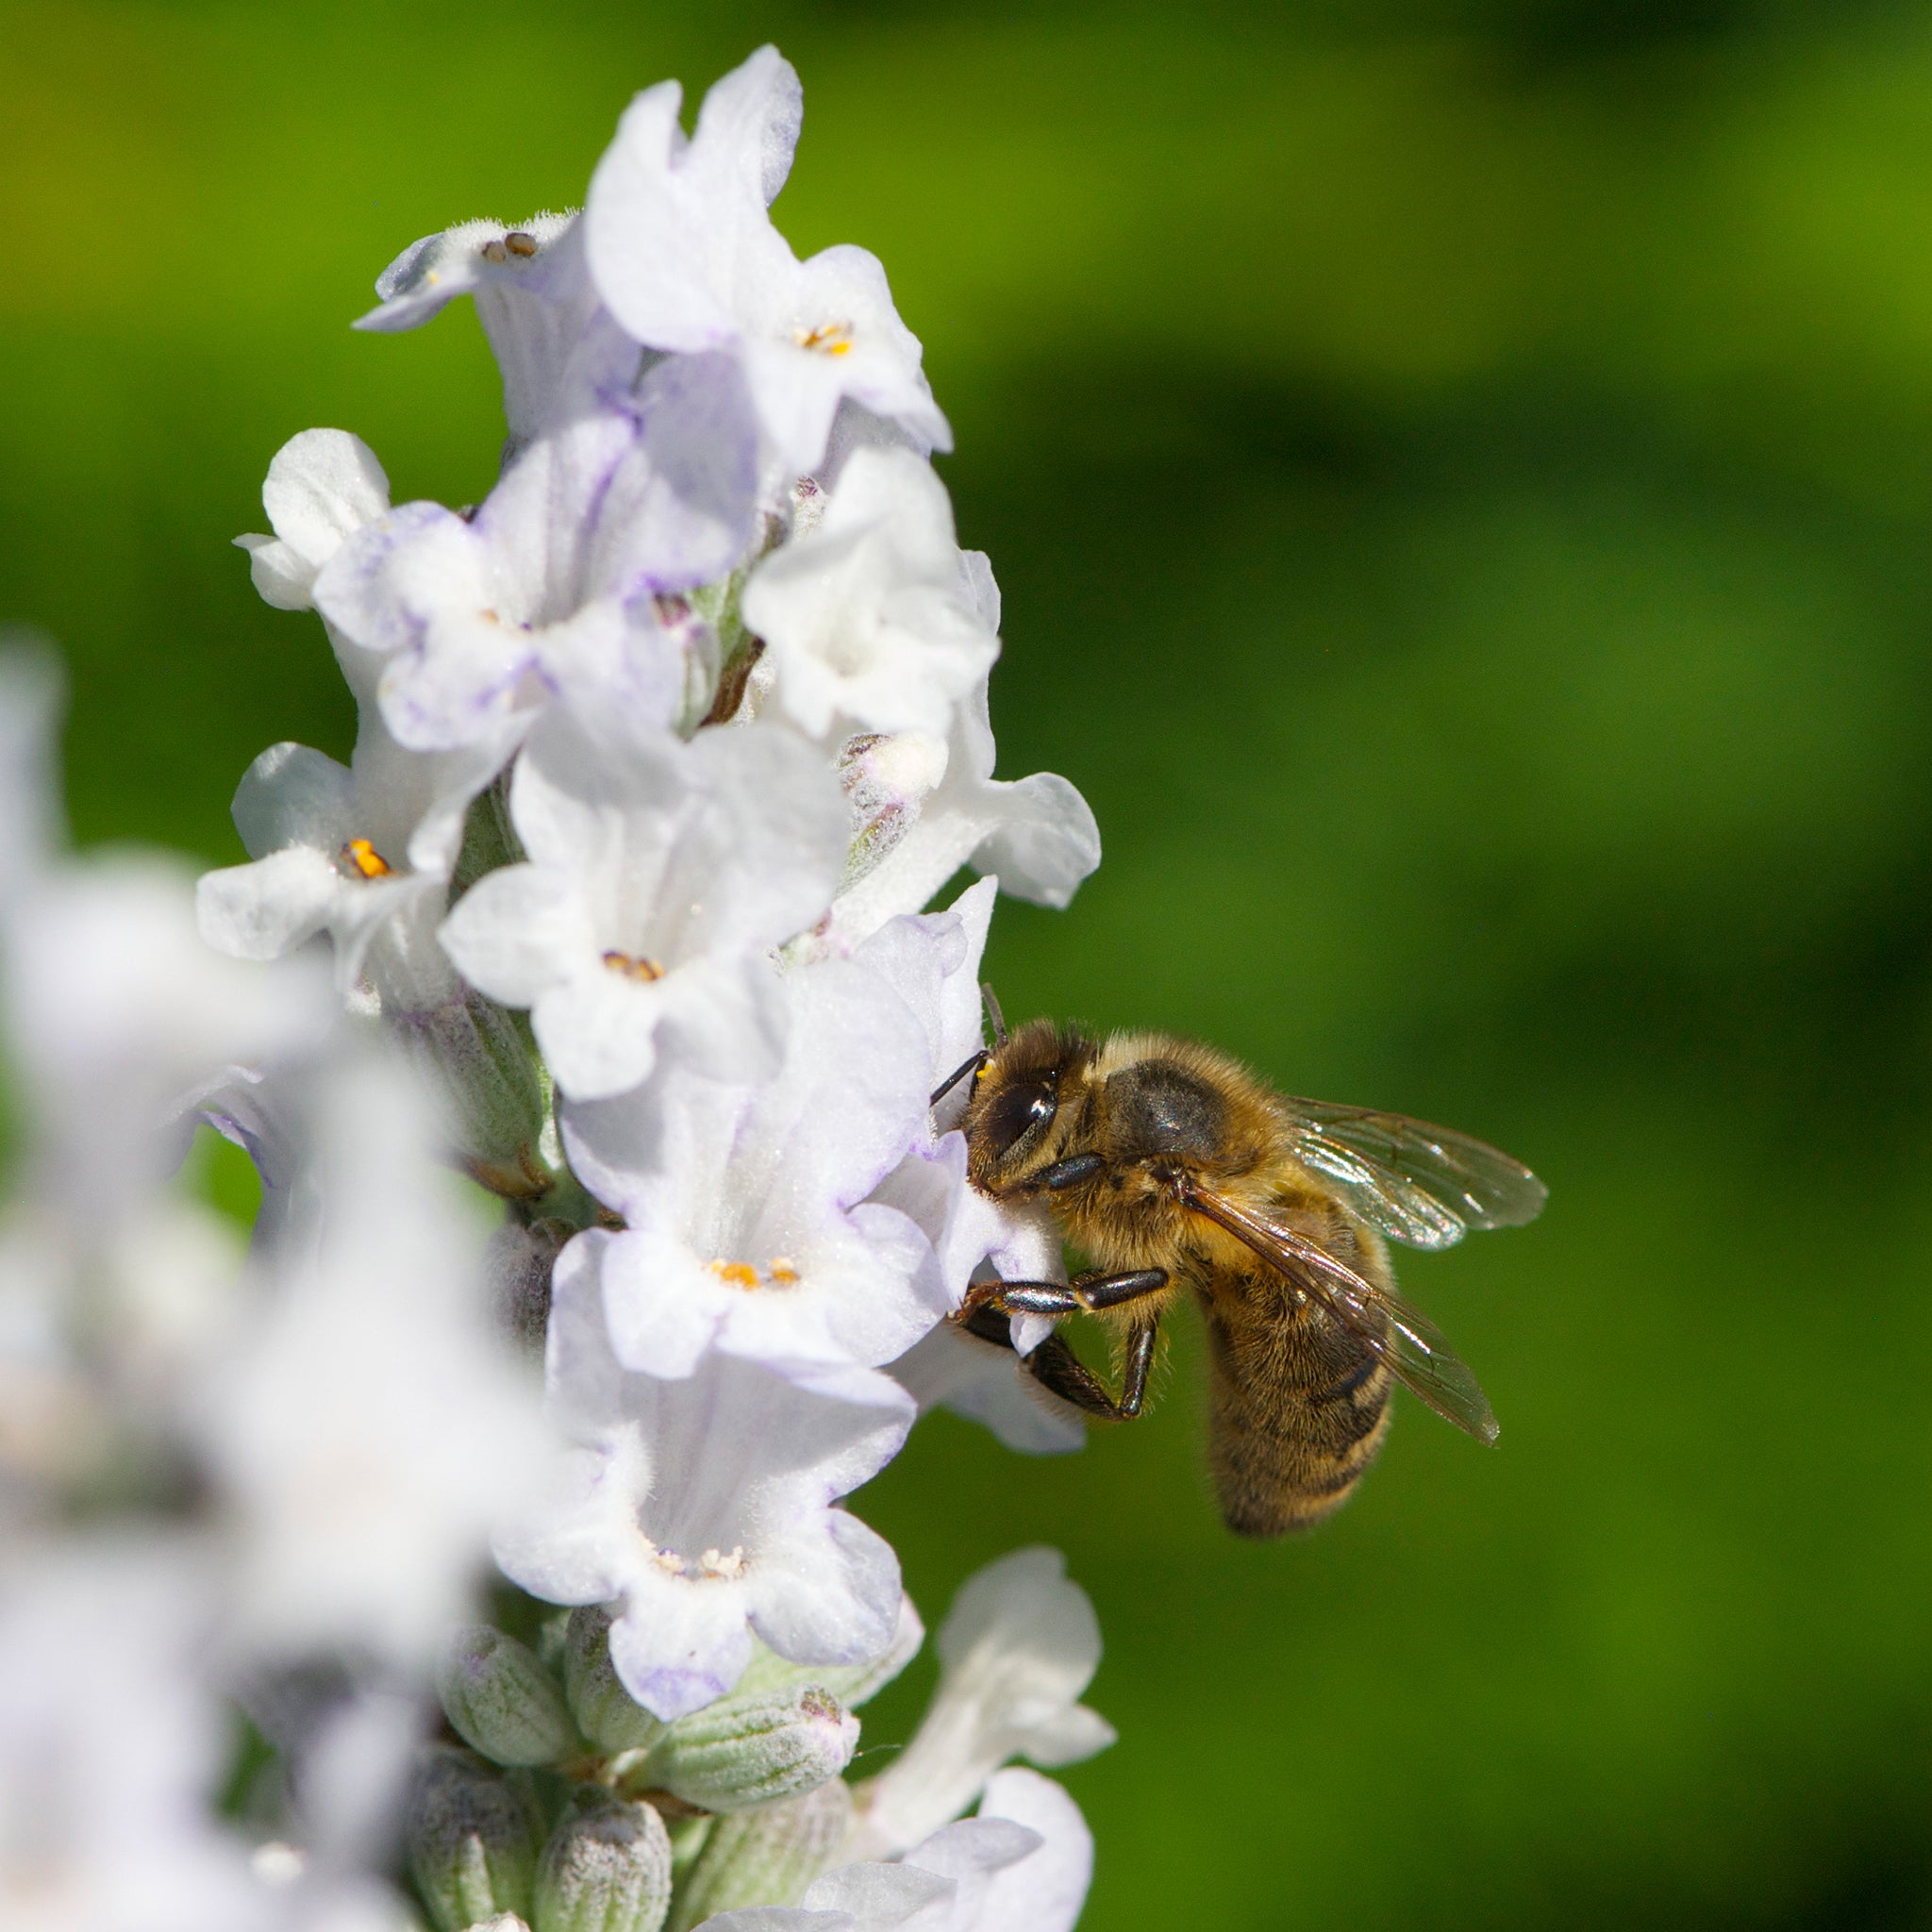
[
  {"x1": 441, "y1": 711, "x2": 846, "y2": 1100},
  {"x1": 236, "y1": 428, "x2": 392, "y2": 612},
  {"x1": 742, "y1": 448, "x2": 997, "y2": 744},
  {"x1": 585, "y1": 46, "x2": 948, "y2": 475},
  {"x1": 0, "y1": 656, "x2": 330, "y2": 1507},
  {"x1": 196, "y1": 1047, "x2": 546, "y2": 1670},
  {"x1": 0, "y1": 1540, "x2": 262, "y2": 1932},
  {"x1": 849, "y1": 1549, "x2": 1113, "y2": 1860},
  {"x1": 492, "y1": 1255, "x2": 912, "y2": 1721}
]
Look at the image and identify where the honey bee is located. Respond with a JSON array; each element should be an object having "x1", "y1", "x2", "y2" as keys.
[{"x1": 936, "y1": 1007, "x2": 1545, "y2": 1536}]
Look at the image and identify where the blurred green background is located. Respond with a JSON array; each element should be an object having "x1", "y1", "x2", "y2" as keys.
[{"x1": 8, "y1": 0, "x2": 1932, "y2": 1924}]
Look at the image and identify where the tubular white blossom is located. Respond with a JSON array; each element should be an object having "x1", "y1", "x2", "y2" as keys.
[
  {"x1": 493, "y1": 1256, "x2": 913, "y2": 1722},
  {"x1": 235, "y1": 428, "x2": 392, "y2": 612},
  {"x1": 561, "y1": 952, "x2": 948, "y2": 1382},
  {"x1": 441, "y1": 710, "x2": 848, "y2": 1100},
  {"x1": 848, "y1": 1550, "x2": 1115, "y2": 1859},
  {"x1": 742, "y1": 449, "x2": 997, "y2": 744},
  {"x1": 584, "y1": 47, "x2": 949, "y2": 476}
]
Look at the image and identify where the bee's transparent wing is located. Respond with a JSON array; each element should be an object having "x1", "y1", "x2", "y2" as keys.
[
  {"x1": 1181, "y1": 1180, "x2": 1500, "y2": 1443},
  {"x1": 1276, "y1": 1098, "x2": 1547, "y2": 1251}
]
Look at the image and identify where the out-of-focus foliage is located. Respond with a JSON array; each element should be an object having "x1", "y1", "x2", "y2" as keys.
[{"x1": 5, "y1": 2, "x2": 1931, "y2": 1925}]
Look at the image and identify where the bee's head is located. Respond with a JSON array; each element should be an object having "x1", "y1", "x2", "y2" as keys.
[{"x1": 959, "y1": 1019, "x2": 1094, "y2": 1193}]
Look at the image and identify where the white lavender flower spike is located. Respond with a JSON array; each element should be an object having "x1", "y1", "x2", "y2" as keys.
[
  {"x1": 494, "y1": 1257, "x2": 913, "y2": 1721},
  {"x1": 40, "y1": 39, "x2": 1129, "y2": 1931}
]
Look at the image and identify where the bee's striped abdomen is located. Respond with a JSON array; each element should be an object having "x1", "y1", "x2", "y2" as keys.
[{"x1": 1197, "y1": 1224, "x2": 1396, "y2": 1537}]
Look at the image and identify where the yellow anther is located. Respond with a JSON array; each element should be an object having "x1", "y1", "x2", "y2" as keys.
[
  {"x1": 480, "y1": 240, "x2": 508, "y2": 264},
  {"x1": 708, "y1": 1257, "x2": 803, "y2": 1291},
  {"x1": 794, "y1": 321, "x2": 854, "y2": 357},
  {"x1": 602, "y1": 950, "x2": 666, "y2": 982},
  {"x1": 504, "y1": 230, "x2": 538, "y2": 258},
  {"x1": 341, "y1": 839, "x2": 391, "y2": 879}
]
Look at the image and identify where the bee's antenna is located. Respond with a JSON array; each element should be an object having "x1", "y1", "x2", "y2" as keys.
[
  {"x1": 981, "y1": 983, "x2": 1008, "y2": 1046},
  {"x1": 930, "y1": 1049, "x2": 989, "y2": 1110}
]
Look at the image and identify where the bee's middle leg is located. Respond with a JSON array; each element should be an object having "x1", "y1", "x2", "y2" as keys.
[{"x1": 960, "y1": 1267, "x2": 1170, "y2": 1319}]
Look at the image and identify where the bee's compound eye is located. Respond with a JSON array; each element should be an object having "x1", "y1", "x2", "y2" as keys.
[{"x1": 982, "y1": 1078, "x2": 1058, "y2": 1159}]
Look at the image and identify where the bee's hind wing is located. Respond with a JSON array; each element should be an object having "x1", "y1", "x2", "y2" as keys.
[
  {"x1": 1180, "y1": 1180, "x2": 1500, "y2": 1444},
  {"x1": 1275, "y1": 1098, "x2": 1546, "y2": 1251}
]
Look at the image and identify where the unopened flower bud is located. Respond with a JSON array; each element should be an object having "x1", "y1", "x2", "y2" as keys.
[
  {"x1": 407, "y1": 1746, "x2": 541, "y2": 1932},
  {"x1": 646, "y1": 1685, "x2": 858, "y2": 1814},
  {"x1": 534, "y1": 1790, "x2": 673, "y2": 1932},
  {"x1": 437, "y1": 1625, "x2": 580, "y2": 1768},
  {"x1": 392, "y1": 984, "x2": 547, "y2": 1177},
  {"x1": 836, "y1": 731, "x2": 948, "y2": 884},
  {"x1": 663, "y1": 1779, "x2": 854, "y2": 1932},
  {"x1": 563, "y1": 1606, "x2": 668, "y2": 1756},
  {"x1": 487, "y1": 1218, "x2": 569, "y2": 1357}
]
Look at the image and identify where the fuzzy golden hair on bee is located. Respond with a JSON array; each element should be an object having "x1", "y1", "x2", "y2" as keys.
[{"x1": 949, "y1": 1011, "x2": 1546, "y2": 1537}]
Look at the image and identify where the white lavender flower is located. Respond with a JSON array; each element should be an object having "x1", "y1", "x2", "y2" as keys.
[
  {"x1": 741, "y1": 448, "x2": 997, "y2": 744},
  {"x1": 195, "y1": 644, "x2": 515, "y2": 1004},
  {"x1": 698, "y1": 1769, "x2": 1093, "y2": 1932},
  {"x1": 315, "y1": 355, "x2": 758, "y2": 753},
  {"x1": 441, "y1": 709, "x2": 847, "y2": 1100},
  {"x1": 559, "y1": 952, "x2": 947, "y2": 1382},
  {"x1": 584, "y1": 47, "x2": 949, "y2": 477},
  {"x1": 848, "y1": 1549, "x2": 1114, "y2": 1860},
  {"x1": 493, "y1": 1257, "x2": 913, "y2": 1721}
]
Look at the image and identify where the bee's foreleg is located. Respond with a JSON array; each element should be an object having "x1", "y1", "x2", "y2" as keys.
[{"x1": 1032, "y1": 1152, "x2": 1105, "y2": 1191}]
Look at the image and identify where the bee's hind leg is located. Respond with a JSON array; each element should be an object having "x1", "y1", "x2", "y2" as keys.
[
  {"x1": 956, "y1": 1270, "x2": 1168, "y2": 1421},
  {"x1": 1025, "y1": 1321, "x2": 1158, "y2": 1422}
]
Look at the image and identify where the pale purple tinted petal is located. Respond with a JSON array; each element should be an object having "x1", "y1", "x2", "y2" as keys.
[
  {"x1": 749, "y1": 1508, "x2": 903, "y2": 1669},
  {"x1": 609, "y1": 1571, "x2": 755, "y2": 1721}
]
